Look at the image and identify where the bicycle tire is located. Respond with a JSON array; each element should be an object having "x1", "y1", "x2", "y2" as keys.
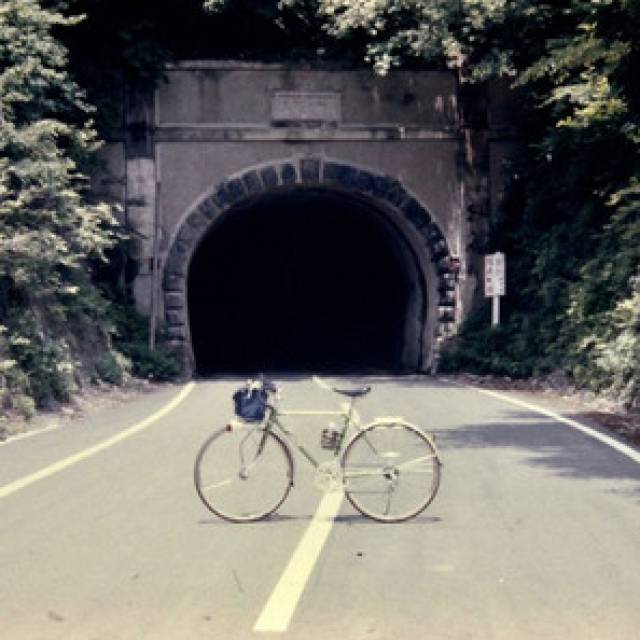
[
  {"x1": 194, "y1": 424, "x2": 294, "y2": 522},
  {"x1": 341, "y1": 422, "x2": 441, "y2": 522}
]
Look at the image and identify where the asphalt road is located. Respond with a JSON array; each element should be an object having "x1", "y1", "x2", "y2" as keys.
[{"x1": 1, "y1": 376, "x2": 639, "y2": 640}]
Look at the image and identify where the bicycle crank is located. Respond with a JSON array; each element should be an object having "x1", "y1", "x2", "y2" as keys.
[{"x1": 314, "y1": 460, "x2": 343, "y2": 493}]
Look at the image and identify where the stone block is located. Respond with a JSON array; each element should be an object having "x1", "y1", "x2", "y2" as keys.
[
  {"x1": 193, "y1": 197, "x2": 217, "y2": 221},
  {"x1": 186, "y1": 209, "x2": 209, "y2": 231},
  {"x1": 431, "y1": 239, "x2": 449, "y2": 261},
  {"x1": 227, "y1": 178, "x2": 246, "y2": 202},
  {"x1": 370, "y1": 175, "x2": 393, "y2": 199},
  {"x1": 280, "y1": 163, "x2": 297, "y2": 185},
  {"x1": 353, "y1": 170, "x2": 374, "y2": 194},
  {"x1": 260, "y1": 166, "x2": 279, "y2": 189},
  {"x1": 167, "y1": 326, "x2": 187, "y2": 340},
  {"x1": 425, "y1": 223, "x2": 444, "y2": 243},
  {"x1": 164, "y1": 251, "x2": 188, "y2": 276},
  {"x1": 438, "y1": 290, "x2": 456, "y2": 307},
  {"x1": 384, "y1": 180, "x2": 407, "y2": 207},
  {"x1": 400, "y1": 198, "x2": 430, "y2": 228},
  {"x1": 166, "y1": 309, "x2": 185, "y2": 325},
  {"x1": 215, "y1": 184, "x2": 230, "y2": 207},
  {"x1": 436, "y1": 256, "x2": 452, "y2": 274},
  {"x1": 438, "y1": 274, "x2": 457, "y2": 292},
  {"x1": 214, "y1": 182, "x2": 234, "y2": 208},
  {"x1": 177, "y1": 224, "x2": 196, "y2": 244},
  {"x1": 300, "y1": 157, "x2": 320, "y2": 183},
  {"x1": 242, "y1": 170, "x2": 264, "y2": 195},
  {"x1": 165, "y1": 292, "x2": 185, "y2": 310},
  {"x1": 323, "y1": 162, "x2": 358, "y2": 188},
  {"x1": 437, "y1": 307, "x2": 456, "y2": 323},
  {"x1": 163, "y1": 273, "x2": 185, "y2": 291}
]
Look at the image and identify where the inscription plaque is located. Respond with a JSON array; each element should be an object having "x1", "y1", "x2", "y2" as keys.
[{"x1": 271, "y1": 92, "x2": 342, "y2": 123}]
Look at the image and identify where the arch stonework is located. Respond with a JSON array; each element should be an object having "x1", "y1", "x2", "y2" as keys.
[{"x1": 162, "y1": 156, "x2": 458, "y2": 375}]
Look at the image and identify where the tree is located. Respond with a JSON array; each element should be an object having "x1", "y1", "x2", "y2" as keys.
[
  {"x1": 0, "y1": 0, "x2": 118, "y2": 412},
  {"x1": 207, "y1": 1, "x2": 640, "y2": 403}
]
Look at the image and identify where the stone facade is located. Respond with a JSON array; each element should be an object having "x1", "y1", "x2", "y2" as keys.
[{"x1": 101, "y1": 61, "x2": 518, "y2": 375}]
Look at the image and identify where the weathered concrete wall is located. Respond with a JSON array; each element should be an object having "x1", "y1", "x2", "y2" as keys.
[{"x1": 103, "y1": 61, "x2": 519, "y2": 374}]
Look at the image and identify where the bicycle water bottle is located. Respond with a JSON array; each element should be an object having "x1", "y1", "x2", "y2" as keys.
[{"x1": 320, "y1": 422, "x2": 341, "y2": 451}]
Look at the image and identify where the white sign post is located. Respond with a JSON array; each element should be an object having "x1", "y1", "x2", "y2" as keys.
[{"x1": 484, "y1": 252, "x2": 506, "y2": 326}]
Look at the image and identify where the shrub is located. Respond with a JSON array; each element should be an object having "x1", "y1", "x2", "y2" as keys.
[
  {"x1": 95, "y1": 350, "x2": 131, "y2": 386},
  {"x1": 586, "y1": 273, "x2": 640, "y2": 409},
  {"x1": 105, "y1": 300, "x2": 180, "y2": 382},
  {"x1": 118, "y1": 343, "x2": 181, "y2": 381},
  {"x1": 438, "y1": 301, "x2": 542, "y2": 379}
]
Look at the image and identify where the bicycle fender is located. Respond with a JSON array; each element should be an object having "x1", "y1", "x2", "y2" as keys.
[{"x1": 366, "y1": 417, "x2": 412, "y2": 427}]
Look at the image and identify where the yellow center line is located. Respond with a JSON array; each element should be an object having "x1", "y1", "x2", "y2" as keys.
[
  {"x1": 0, "y1": 382, "x2": 196, "y2": 500},
  {"x1": 253, "y1": 489, "x2": 344, "y2": 633}
]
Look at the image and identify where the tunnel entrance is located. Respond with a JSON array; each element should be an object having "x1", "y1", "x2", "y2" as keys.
[{"x1": 187, "y1": 188, "x2": 422, "y2": 375}]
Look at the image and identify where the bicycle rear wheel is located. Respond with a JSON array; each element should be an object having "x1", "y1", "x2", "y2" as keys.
[
  {"x1": 341, "y1": 422, "x2": 441, "y2": 522},
  {"x1": 194, "y1": 424, "x2": 293, "y2": 522}
]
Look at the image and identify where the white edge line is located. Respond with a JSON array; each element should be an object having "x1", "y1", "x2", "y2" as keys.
[
  {"x1": 253, "y1": 490, "x2": 344, "y2": 633},
  {"x1": 0, "y1": 382, "x2": 196, "y2": 500},
  {"x1": 0, "y1": 422, "x2": 63, "y2": 448},
  {"x1": 470, "y1": 386, "x2": 640, "y2": 465}
]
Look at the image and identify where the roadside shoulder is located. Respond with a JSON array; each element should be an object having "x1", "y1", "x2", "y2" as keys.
[
  {"x1": 447, "y1": 374, "x2": 640, "y2": 449},
  {"x1": 0, "y1": 380, "x2": 172, "y2": 444}
]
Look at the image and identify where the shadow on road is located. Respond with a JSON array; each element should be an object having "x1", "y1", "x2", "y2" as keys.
[
  {"x1": 197, "y1": 513, "x2": 312, "y2": 526},
  {"x1": 197, "y1": 512, "x2": 443, "y2": 526},
  {"x1": 437, "y1": 410, "x2": 640, "y2": 499},
  {"x1": 333, "y1": 514, "x2": 442, "y2": 526}
]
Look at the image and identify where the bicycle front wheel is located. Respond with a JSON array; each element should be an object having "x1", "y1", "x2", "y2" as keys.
[
  {"x1": 341, "y1": 422, "x2": 441, "y2": 522},
  {"x1": 194, "y1": 424, "x2": 293, "y2": 522}
]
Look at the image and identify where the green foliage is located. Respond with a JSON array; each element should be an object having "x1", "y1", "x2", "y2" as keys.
[
  {"x1": 6, "y1": 0, "x2": 631, "y2": 408},
  {"x1": 60, "y1": 0, "x2": 354, "y2": 130},
  {"x1": 439, "y1": 302, "x2": 539, "y2": 379},
  {"x1": 587, "y1": 273, "x2": 640, "y2": 409},
  {"x1": 0, "y1": 0, "x2": 119, "y2": 414},
  {"x1": 118, "y1": 342, "x2": 180, "y2": 382},
  {"x1": 95, "y1": 350, "x2": 131, "y2": 386},
  {"x1": 103, "y1": 295, "x2": 180, "y2": 382},
  {"x1": 266, "y1": 0, "x2": 519, "y2": 76},
  {"x1": 1, "y1": 313, "x2": 77, "y2": 406},
  {"x1": 310, "y1": 1, "x2": 640, "y2": 406}
]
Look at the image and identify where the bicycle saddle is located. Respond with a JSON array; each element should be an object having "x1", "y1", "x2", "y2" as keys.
[{"x1": 332, "y1": 386, "x2": 371, "y2": 398}]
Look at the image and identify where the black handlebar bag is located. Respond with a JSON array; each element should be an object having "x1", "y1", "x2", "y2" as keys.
[{"x1": 233, "y1": 387, "x2": 268, "y2": 422}]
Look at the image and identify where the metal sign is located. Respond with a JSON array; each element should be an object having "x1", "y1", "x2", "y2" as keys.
[
  {"x1": 485, "y1": 252, "x2": 506, "y2": 326},
  {"x1": 484, "y1": 252, "x2": 506, "y2": 297}
]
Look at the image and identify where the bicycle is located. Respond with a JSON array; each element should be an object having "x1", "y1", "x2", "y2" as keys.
[{"x1": 194, "y1": 376, "x2": 442, "y2": 523}]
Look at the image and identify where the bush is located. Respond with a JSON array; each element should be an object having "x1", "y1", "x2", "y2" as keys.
[
  {"x1": 105, "y1": 300, "x2": 180, "y2": 382},
  {"x1": 1, "y1": 314, "x2": 80, "y2": 408},
  {"x1": 582, "y1": 273, "x2": 640, "y2": 409},
  {"x1": 118, "y1": 343, "x2": 181, "y2": 381},
  {"x1": 438, "y1": 301, "x2": 543, "y2": 379},
  {"x1": 95, "y1": 350, "x2": 131, "y2": 386}
]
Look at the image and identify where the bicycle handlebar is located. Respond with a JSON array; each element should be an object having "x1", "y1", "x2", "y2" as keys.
[{"x1": 246, "y1": 377, "x2": 278, "y2": 394}]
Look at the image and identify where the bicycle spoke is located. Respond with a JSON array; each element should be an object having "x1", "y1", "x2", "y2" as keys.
[
  {"x1": 341, "y1": 423, "x2": 441, "y2": 522},
  {"x1": 343, "y1": 466, "x2": 386, "y2": 479},
  {"x1": 194, "y1": 427, "x2": 293, "y2": 522},
  {"x1": 397, "y1": 454, "x2": 438, "y2": 472},
  {"x1": 201, "y1": 478, "x2": 235, "y2": 491},
  {"x1": 384, "y1": 487, "x2": 393, "y2": 516}
]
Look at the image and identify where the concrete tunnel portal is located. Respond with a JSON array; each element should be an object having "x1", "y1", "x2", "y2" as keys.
[{"x1": 187, "y1": 188, "x2": 427, "y2": 376}]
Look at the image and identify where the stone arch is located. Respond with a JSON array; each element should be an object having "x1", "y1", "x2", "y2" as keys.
[{"x1": 162, "y1": 156, "x2": 458, "y2": 375}]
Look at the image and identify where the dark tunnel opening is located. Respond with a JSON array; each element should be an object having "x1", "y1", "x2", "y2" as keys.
[{"x1": 187, "y1": 188, "x2": 418, "y2": 376}]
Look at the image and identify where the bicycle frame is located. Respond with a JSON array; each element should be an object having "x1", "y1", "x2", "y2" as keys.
[
  {"x1": 258, "y1": 397, "x2": 364, "y2": 469},
  {"x1": 197, "y1": 381, "x2": 443, "y2": 522}
]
